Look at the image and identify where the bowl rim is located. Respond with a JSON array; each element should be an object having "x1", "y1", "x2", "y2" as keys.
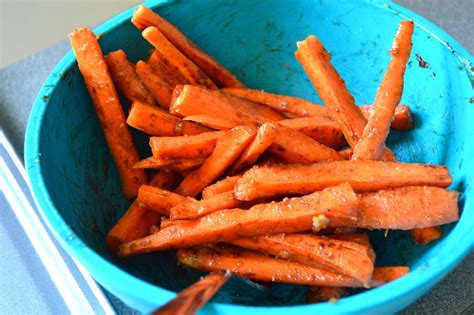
[{"x1": 24, "y1": 0, "x2": 474, "y2": 313}]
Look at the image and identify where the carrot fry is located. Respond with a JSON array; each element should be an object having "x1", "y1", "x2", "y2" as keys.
[
  {"x1": 278, "y1": 117, "x2": 347, "y2": 149},
  {"x1": 106, "y1": 171, "x2": 181, "y2": 253},
  {"x1": 410, "y1": 226, "x2": 443, "y2": 244},
  {"x1": 370, "y1": 266, "x2": 409, "y2": 286},
  {"x1": 104, "y1": 50, "x2": 156, "y2": 107},
  {"x1": 352, "y1": 21, "x2": 414, "y2": 160},
  {"x1": 135, "y1": 61, "x2": 173, "y2": 108},
  {"x1": 172, "y1": 85, "x2": 342, "y2": 163},
  {"x1": 137, "y1": 185, "x2": 195, "y2": 216},
  {"x1": 175, "y1": 126, "x2": 257, "y2": 197},
  {"x1": 295, "y1": 35, "x2": 395, "y2": 161},
  {"x1": 360, "y1": 104, "x2": 413, "y2": 131},
  {"x1": 178, "y1": 245, "x2": 363, "y2": 287},
  {"x1": 170, "y1": 191, "x2": 243, "y2": 219},
  {"x1": 307, "y1": 286, "x2": 348, "y2": 303},
  {"x1": 223, "y1": 88, "x2": 413, "y2": 131},
  {"x1": 147, "y1": 49, "x2": 188, "y2": 86},
  {"x1": 234, "y1": 160, "x2": 452, "y2": 200},
  {"x1": 69, "y1": 28, "x2": 146, "y2": 199},
  {"x1": 221, "y1": 87, "x2": 327, "y2": 118},
  {"x1": 183, "y1": 115, "x2": 235, "y2": 130},
  {"x1": 134, "y1": 156, "x2": 206, "y2": 172},
  {"x1": 127, "y1": 101, "x2": 210, "y2": 136},
  {"x1": 141, "y1": 27, "x2": 217, "y2": 89},
  {"x1": 132, "y1": 5, "x2": 244, "y2": 88},
  {"x1": 356, "y1": 186, "x2": 458, "y2": 230},
  {"x1": 118, "y1": 184, "x2": 358, "y2": 256},
  {"x1": 171, "y1": 85, "x2": 286, "y2": 122},
  {"x1": 201, "y1": 175, "x2": 242, "y2": 199},
  {"x1": 150, "y1": 131, "x2": 223, "y2": 159},
  {"x1": 230, "y1": 123, "x2": 277, "y2": 174},
  {"x1": 329, "y1": 233, "x2": 376, "y2": 262},
  {"x1": 230, "y1": 233, "x2": 374, "y2": 285}
]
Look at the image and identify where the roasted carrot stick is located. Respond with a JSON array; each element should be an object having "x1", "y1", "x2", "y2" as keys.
[
  {"x1": 134, "y1": 156, "x2": 206, "y2": 172},
  {"x1": 147, "y1": 49, "x2": 188, "y2": 86},
  {"x1": 221, "y1": 87, "x2": 327, "y2": 118},
  {"x1": 172, "y1": 85, "x2": 342, "y2": 163},
  {"x1": 135, "y1": 61, "x2": 173, "y2": 108},
  {"x1": 352, "y1": 21, "x2": 414, "y2": 160},
  {"x1": 178, "y1": 245, "x2": 363, "y2": 287},
  {"x1": 175, "y1": 126, "x2": 257, "y2": 197},
  {"x1": 132, "y1": 5, "x2": 244, "y2": 88},
  {"x1": 230, "y1": 123, "x2": 277, "y2": 174},
  {"x1": 234, "y1": 160, "x2": 452, "y2": 200},
  {"x1": 306, "y1": 286, "x2": 348, "y2": 303},
  {"x1": 142, "y1": 27, "x2": 217, "y2": 89},
  {"x1": 170, "y1": 191, "x2": 243, "y2": 219},
  {"x1": 171, "y1": 85, "x2": 286, "y2": 122},
  {"x1": 410, "y1": 227, "x2": 443, "y2": 244},
  {"x1": 127, "y1": 101, "x2": 210, "y2": 136},
  {"x1": 360, "y1": 104, "x2": 413, "y2": 131},
  {"x1": 230, "y1": 233, "x2": 374, "y2": 285},
  {"x1": 69, "y1": 28, "x2": 146, "y2": 199},
  {"x1": 370, "y1": 266, "x2": 409, "y2": 286},
  {"x1": 278, "y1": 117, "x2": 347, "y2": 149},
  {"x1": 356, "y1": 186, "x2": 458, "y2": 230},
  {"x1": 295, "y1": 35, "x2": 395, "y2": 161},
  {"x1": 150, "y1": 131, "x2": 223, "y2": 159},
  {"x1": 104, "y1": 50, "x2": 156, "y2": 106},
  {"x1": 137, "y1": 185, "x2": 195, "y2": 216},
  {"x1": 106, "y1": 171, "x2": 181, "y2": 253},
  {"x1": 201, "y1": 175, "x2": 242, "y2": 199},
  {"x1": 118, "y1": 184, "x2": 358, "y2": 256}
]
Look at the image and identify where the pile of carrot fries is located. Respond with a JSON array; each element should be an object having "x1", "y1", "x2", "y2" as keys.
[{"x1": 69, "y1": 5, "x2": 458, "y2": 303}]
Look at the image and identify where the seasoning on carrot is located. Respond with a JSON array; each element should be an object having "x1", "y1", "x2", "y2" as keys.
[
  {"x1": 118, "y1": 184, "x2": 358, "y2": 256},
  {"x1": 104, "y1": 50, "x2": 157, "y2": 107},
  {"x1": 222, "y1": 87, "x2": 327, "y2": 118},
  {"x1": 230, "y1": 233, "x2": 375, "y2": 285},
  {"x1": 134, "y1": 156, "x2": 206, "y2": 172},
  {"x1": 137, "y1": 185, "x2": 195, "y2": 216},
  {"x1": 135, "y1": 60, "x2": 173, "y2": 108},
  {"x1": 295, "y1": 35, "x2": 395, "y2": 161},
  {"x1": 147, "y1": 49, "x2": 188, "y2": 86},
  {"x1": 352, "y1": 21, "x2": 414, "y2": 160},
  {"x1": 132, "y1": 5, "x2": 244, "y2": 88},
  {"x1": 234, "y1": 160, "x2": 452, "y2": 200},
  {"x1": 141, "y1": 26, "x2": 217, "y2": 89},
  {"x1": 170, "y1": 191, "x2": 243, "y2": 219},
  {"x1": 410, "y1": 226, "x2": 443, "y2": 244},
  {"x1": 175, "y1": 125, "x2": 257, "y2": 197},
  {"x1": 150, "y1": 131, "x2": 223, "y2": 159},
  {"x1": 278, "y1": 117, "x2": 347, "y2": 149},
  {"x1": 201, "y1": 175, "x2": 242, "y2": 199},
  {"x1": 68, "y1": 28, "x2": 147, "y2": 199},
  {"x1": 127, "y1": 101, "x2": 210, "y2": 136},
  {"x1": 178, "y1": 245, "x2": 364, "y2": 287},
  {"x1": 106, "y1": 171, "x2": 181, "y2": 253},
  {"x1": 360, "y1": 104, "x2": 414, "y2": 131},
  {"x1": 230, "y1": 123, "x2": 277, "y2": 174}
]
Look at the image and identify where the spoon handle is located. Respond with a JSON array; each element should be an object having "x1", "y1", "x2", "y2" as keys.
[{"x1": 153, "y1": 270, "x2": 231, "y2": 315}]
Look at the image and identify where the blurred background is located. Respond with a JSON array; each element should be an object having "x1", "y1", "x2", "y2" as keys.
[{"x1": 0, "y1": 0, "x2": 472, "y2": 68}]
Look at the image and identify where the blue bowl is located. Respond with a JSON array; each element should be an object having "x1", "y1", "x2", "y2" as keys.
[{"x1": 25, "y1": 0, "x2": 473, "y2": 313}]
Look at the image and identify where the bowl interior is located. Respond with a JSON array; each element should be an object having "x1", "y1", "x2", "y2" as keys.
[{"x1": 34, "y1": 0, "x2": 473, "y2": 308}]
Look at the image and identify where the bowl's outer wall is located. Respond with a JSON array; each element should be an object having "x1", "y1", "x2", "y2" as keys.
[{"x1": 26, "y1": 0, "x2": 473, "y2": 313}]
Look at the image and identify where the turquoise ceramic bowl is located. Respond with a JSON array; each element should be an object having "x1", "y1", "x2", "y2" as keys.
[{"x1": 25, "y1": 0, "x2": 473, "y2": 313}]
